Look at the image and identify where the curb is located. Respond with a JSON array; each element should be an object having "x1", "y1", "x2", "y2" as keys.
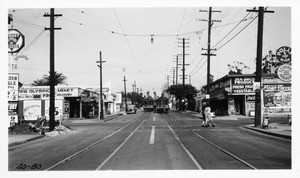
[
  {"x1": 242, "y1": 125, "x2": 291, "y2": 140},
  {"x1": 9, "y1": 135, "x2": 45, "y2": 147},
  {"x1": 104, "y1": 113, "x2": 124, "y2": 122}
]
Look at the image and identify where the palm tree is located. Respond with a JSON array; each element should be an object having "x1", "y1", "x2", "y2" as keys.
[
  {"x1": 31, "y1": 71, "x2": 67, "y2": 86},
  {"x1": 43, "y1": 71, "x2": 67, "y2": 86},
  {"x1": 31, "y1": 78, "x2": 47, "y2": 86}
]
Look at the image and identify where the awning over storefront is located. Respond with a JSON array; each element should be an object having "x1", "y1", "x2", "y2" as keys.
[{"x1": 210, "y1": 88, "x2": 227, "y2": 100}]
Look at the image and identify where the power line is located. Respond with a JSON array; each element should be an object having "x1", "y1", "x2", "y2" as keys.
[{"x1": 214, "y1": 14, "x2": 258, "y2": 52}]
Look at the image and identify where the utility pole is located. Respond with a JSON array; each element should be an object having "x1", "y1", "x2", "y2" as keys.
[
  {"x1": 175, "y1": 55, "x2": 179, "y2": 85},
  {"x1": 123, "y1": 76, "x2": 128, "y2": 112},
  {"x1": 199, "y1": 7, "x2": 221, "y2": 94},
  {"x1": 247, "y1": 7, "x2": 274, "y2": 127},
  {"x1": 132, "y1": 81, "x2": 136, "y2": 105},
  {"x1": 44, "y1": 8, "x2": 61, "y2": 131},
  {"x1": 172, "y1": 68, "x2": 175, "y2": 85},
  {"x1": 178, "y1": 38, "x2": 190, "y2": 86},
  {"x1": 96, "y1": 51, "x2": 106, "y2": 120}
]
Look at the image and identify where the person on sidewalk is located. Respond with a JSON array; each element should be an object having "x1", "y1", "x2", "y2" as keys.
[
  {"x1": 201, "y1": 104, "x2": 206, "y2": 127},
  {"x1": 204, "y1": 104, "x2": 215, "y2": 127}
]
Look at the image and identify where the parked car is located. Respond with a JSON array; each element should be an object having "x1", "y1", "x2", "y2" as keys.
[{"x1": 127, "y1": 105, "x2": 137, "y2": 114}]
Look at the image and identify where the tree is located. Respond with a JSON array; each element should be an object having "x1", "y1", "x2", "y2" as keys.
[
  {"x1": 43, "y1": 71, "x2": 67, "y2": 85},
  {"x1": 31, "y1": 71, "x2": 67, "y2": 86},
  {"x1": 166, "y1": 84, "x2": 198, "y2": 110},
  {"x1": 31, "y1": 78, "x2": 47, "y2": 86}
]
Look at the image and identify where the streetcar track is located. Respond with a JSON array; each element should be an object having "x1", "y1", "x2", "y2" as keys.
[
  {"x1": 161, "y1": 116, "x2": 203, "y2": 170},
  {"x1": 45, "y1": 113, "x2": 148, "y2": 171},
  {"x1": 96, "y1": 113, "x2": 149, "y2": 170},
  {"x1": 165, "y1": 112, "x2": 257, "y2": 170}
]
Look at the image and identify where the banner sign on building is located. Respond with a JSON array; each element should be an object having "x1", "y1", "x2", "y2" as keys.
[
  {"x1": 232, "y1": 77, "x2": 255, "y2": 94},
  {"x1": 19, "y1": 87, "x2": 79, "y2": 100},
  {"x1": 8, "y1": 73, "x2": 19, "y2": 101}
]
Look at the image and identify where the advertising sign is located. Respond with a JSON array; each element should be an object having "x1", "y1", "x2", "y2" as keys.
[
  {"x1": 115, "y1": 93, "x2": 122, "y2": 104},
  {"x1": 9, "y1": 116, "x2": 18, "y2": 127},
  {"x1": 8, "y1": 73, "x2": 19, "y2": 101},
  {"x1": 8, "y1": 29, "x2": 25, "y2": 53},
  {"x1": 8, "y1": 101, "x2": 18, "y2": 115},
  {"x1": 45, "y1": 99, "x2": 63, "y2": 120},
  {"x1": 232, "y1": 77, "x2": 255, "y2": 94},
  {"x1": 246, "y1": 95, "x2": 255, "y2": 102},
  {"x1": 23, "y1": 100, "x2": 42, "y2": 120},
  {"x1": 19, "y1": 87, "x2": 79, "y2": 100},
  {"x1": 277, "y1": 64, "x2": 291, "y2": 82},
  {"x1": 276, "y1": 46, "x2": 291, "y2": 63}
]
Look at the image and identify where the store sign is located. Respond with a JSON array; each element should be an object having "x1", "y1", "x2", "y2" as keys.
[
  {"x1": 277, "y1": 64, "x2": 291, "y2": 82},
  {"x1": 19, "y1": 87, "x2": 79, "y2": 100},
  {"x1": 8, "y1": 29, "x2": 25, "y2": 53},
  {"x1": 8, "y1": 101, "x2": 18, "y2": 115},
  {"x1": 246, "y1": 95, "x2": 255, "y2": 102},
  {"x1": 8, "y1": 73, "x2": 19, "y2": 101},
  {"x1": 276, "y1": 46, "x2": 291, "y2": 63},
  {"x1": 232, "y1": 77, "x2": 255, "y2": 94}
]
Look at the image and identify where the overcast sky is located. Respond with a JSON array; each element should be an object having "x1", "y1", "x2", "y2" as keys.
[{"x1": 3, "y1": 1, "x2": 294, "y2": 96}]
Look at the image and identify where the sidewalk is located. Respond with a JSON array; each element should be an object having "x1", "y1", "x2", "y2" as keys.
[
  {"x1": 8, "y1": 111, "x2": 126, "y2": 147},
  {"x1": 181, "y1": 110, "x2": 291, "y2": 140}
]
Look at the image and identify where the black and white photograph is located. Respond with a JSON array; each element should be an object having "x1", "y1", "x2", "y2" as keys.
[{"x1": 2, "y1": 0, "x2": 299, "y2": 177}]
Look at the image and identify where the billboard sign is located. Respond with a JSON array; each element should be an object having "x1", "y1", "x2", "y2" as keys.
[{"x1": 23, "y1": 100, "x2": 42, "y2": 120}]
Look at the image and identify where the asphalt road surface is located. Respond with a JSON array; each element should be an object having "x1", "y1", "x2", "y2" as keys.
[{"x1": 8, "y1": 110, "x2": 291, "y2": 171}]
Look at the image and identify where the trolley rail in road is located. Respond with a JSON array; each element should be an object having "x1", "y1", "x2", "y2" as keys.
[
  {"x1": 163, "y1": 112, "x2": 257, "y2": 170},
  {"x1": 45, "y1": 112, "x2": 150, "y2": 171}
]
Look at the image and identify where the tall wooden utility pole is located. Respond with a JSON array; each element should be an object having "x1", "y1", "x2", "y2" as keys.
[
  {"x1": 247, "y1": 7, "x2": 274, "y2": 127},
  {"x1": 44, "y1": 8, "x2": 61, "y2": 131},
  {"x1": 199, "y1": 7, "x2": 220, "y2": 94},
  {"x1": 178, "y1": 38, "x2": 190, "y2": 86},
  {"x1": 132, "y1": 81, "x2": 136, "y2": 105},
  {"x1": 123, "y1": 76, "x2": 128, "y2": 112},
  {"x1": 97, "y1": 51, "x2": 106, "y2": 120}
]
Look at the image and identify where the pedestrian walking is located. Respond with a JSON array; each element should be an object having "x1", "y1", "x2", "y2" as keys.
[
  {"x1": 204, "y1": 104, "x2": 215, "y2": 127},
  {"x1": 201, "y1": 104, "x2": 206, "y2": 127}
]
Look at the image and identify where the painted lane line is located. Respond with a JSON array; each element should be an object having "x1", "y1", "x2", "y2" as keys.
[
  {"x1": 163, "y1": 119, "x2": 203, "y2": 170},
  {"x1": 149, "y1": 126, "x2": 155, "y2": 144},
  {"x1": 153, "y1": 117, "x2": 156, "y2": 121},
  {"x1": 96, "y1": 116, "x2": 148, "y2": 170}
]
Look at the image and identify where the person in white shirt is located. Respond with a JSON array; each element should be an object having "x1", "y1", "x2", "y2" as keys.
[{"x1": 204, "y1": 104, "x2": 215, "y2": 127}]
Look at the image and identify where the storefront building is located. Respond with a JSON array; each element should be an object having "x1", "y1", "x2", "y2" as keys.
[
  {"x1": 200, "y1": 46, "x2": 291, "y2": 118},
  {"x1": 18, "y1": 86, "x2": 99, "y2": 122}
]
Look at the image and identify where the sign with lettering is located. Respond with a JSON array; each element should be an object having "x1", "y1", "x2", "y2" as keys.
[
  {"x1": 8, "y1": 29, "x2": 25, "y2": 53},
  {"x1": 277, "y1": 64, "x2": 291, "y2": 82},
  {"x1": 19, "y1": 87, "x2": 79, "y2": 100},
  {"x1": 8, "y1": 73, "x2": 19, "y2": 101},
  {"x1": 263, "y1": 84, "x2": 291, "y2": 107},
  {"x1": 276, "y1": 46, "x2": 291, "y2": 63},
  {"x1": 8, "y1": 101, "x2": 18, "y2": 115},
  {"x1": 246, "y1": 95, "x2": 255, "y2": 102},
  {"x1": 232, "y1": 77, "x2": 255, "y2": 94}
]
